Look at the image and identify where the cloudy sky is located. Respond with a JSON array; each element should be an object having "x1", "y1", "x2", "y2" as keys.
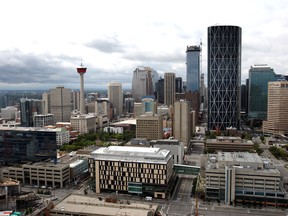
[{"x1": 0, "y1": 0, "x2": 287, "y2": 90}]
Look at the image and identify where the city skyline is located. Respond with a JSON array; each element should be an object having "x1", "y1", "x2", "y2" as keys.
[{"x1": 0, "y1": 0, "x2": 288, "y2": 90}]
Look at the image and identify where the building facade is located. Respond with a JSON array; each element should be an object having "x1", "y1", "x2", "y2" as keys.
[
  {"x1": 0, "y1": 127, "x2": 57, "y2": 164},
  {"x1": 175, "y1": 77, "x2": 183, "y2": 93},
  {"x1": 164, "y1": 73, "x2": 176, "y2": 107},
  {"x1": 70, "y1": 113, "x2": 96, "y2": 134},
  {"x1": 108, "y1": 82, "x2": 123, "y2": 118},
  {"x1": 205, "y1": 152, "x2": 286, "y2": 206},
  {"x1": 89, "y1": 146, "x2": 173, "y2": 199},
  {"x1": 1, "y1": 106, "x2": 17, "y2": 121},
  {"x1": 48, "y1": 86, "x2": 72, "y2": 123},
  {"x1": 263, "y1": 81, "x2": 288, "y2": 136},
  {"x1": 132, "y1": 67, "x2": 154, "y2": 102},
  {"x1": 173, "y1": 100, "x2": 191, "y2": 146},
  {"x1": 207, "y1": 25, "x2": 242, "y2": 131},
  {"x1": 136, "y1": 113, "x2": 163, "y2": 140},
  {"x1": 34, "y1": 114, "x2": 54, "y2": 128},
  {"x1": 155, "y1": 78, "x2": 164, "y2": 104},
  {"x1": 205, "y1": 136, "x2": 254, "y2": 152},
  {"x1": 20, "y1": 98, "x2": 43, "y2": 127},
  {"x1": 186, "y1": 45, "x2": 201, "y2": 92},
  {"x1": 248, "y1": 65, "x2": 275, "y2": 120},
  {"x1": 150, "y1": 139, "x2": 184, "y2": 164}
]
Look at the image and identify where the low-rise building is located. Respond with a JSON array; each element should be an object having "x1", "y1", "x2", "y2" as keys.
[
  {"x1": 1, "y1": 161, "x2": 70, "y2": 189},
  {"x1": 150, "y1": 139, "x2": 184, "y2": 164},
  {"x1": 50, "y1": 194, "x2": 159, "y2": 216},
  {"x1": 89, "y1": 146, "x2": 174, "y2": 199},
  {"x1": 205, "y1": 136, "x2": 254, "y2": 152},
  {"x1": 205, "y1": 152, "x2": 287, "y2": 207}
]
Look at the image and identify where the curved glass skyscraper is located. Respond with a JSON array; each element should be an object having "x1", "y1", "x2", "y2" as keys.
[{"x1": 207, "y1": 25, "x2": 242, "y2": 131}]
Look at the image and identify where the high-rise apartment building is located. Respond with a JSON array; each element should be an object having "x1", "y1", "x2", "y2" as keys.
[
  {"x1": 248, "y1": 65, "x2": 275, "y2": 120},
  {"x1": 173, "y1": 100, "x2": 191, "y2": 146},
  {"x1": 136, "y1": 113, "x2": 163, "y2": 140},
  {"x1": 207, "y1": 25, "x2": 242, "y2": 131},
  {"x1": 20, "y1": 98, "x2": 43, "y2": 127},
  {"x1": 132, "y1": 67, "x2": 154, "y2": 102},
  {"x1": 186, "y1": 45, "x2": 201, "y2": 92},
  {"x1": 108, "y1": 82, "x2": 123, "y2": 118},
  {"x1": 48, "y1": 86, "x2": 72, "y2": 123},
  {"x1": 164, "y1": 73, "x2": 176, "y2": 107},
  {"x1": 263, "y1": 81, "x2": 288, "y2": 136}
]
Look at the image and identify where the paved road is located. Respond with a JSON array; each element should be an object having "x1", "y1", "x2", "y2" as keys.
[{"x1": 198, "y1": 204, "x2": 288, "y2": 216}]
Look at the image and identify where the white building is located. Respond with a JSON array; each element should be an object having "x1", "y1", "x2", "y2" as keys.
[
  {"x1": 1, "y1": 106, "x2": 17, "y2": 120},
  {"x1": 150, "y1": 139, "x2": 184, "y2": 164},
  {"x1": 103, "y1": 126, "x2": 123, "y2": 134},
  {"x1": 55, "y1": 127, "x2": 70, "y2": 146}
]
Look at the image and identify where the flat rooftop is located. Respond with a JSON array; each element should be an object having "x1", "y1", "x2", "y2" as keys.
[
  {"x1": 91, "y1": 146, "x2": 171, "y2": 163},
  {"x1": 111, "y1": 119, "x2": 136, "y2": 126},
  {"x1": 52, "y1": 194, "x2": 158, "y2": 216}
]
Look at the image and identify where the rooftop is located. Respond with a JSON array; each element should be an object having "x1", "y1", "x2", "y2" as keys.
[
  {"x1": 91, "y1": 146, "x2": 171, "y2": 164},
  {"x1": 52, "y1": 194, "x2": 158, "y2": 216}
]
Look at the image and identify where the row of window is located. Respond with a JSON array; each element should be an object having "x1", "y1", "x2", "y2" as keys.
[
  {"x1": 99, "y1": 177, "x2": 165, "y2": 186},
  {"x1": 99, "y1": 161, "x2": 165, "y2": 170},
  {"x1": 99, "y1": 173, "x2": 167, "y2": 181}
]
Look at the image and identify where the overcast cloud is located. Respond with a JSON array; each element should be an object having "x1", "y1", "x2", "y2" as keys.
[{"x1": 0, "y1": 0, "x2": 287, "y2": 90}]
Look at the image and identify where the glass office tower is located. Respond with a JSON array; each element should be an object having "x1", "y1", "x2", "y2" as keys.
[
  {"x1": 248, "y1": 65, "x2": 275, "y2": 120},
  {"x1": 207, "y1": 25, "x2": 242, "y2": 131},
  {"x1": 186, "y1": 45, "x2": 201, "y2": 92},
  {"x1": 0, "y1": 127, "x2": 57, "y2": 164}
]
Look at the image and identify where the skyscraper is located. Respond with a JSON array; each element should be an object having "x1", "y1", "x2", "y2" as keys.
[
  {"x1": 263, "y1": 81, "x2": 288, "y2": 136},
  {"x1": 49, "y1": 86, "x2": 72, "y2": 123},
  {"x1": 155, "y1": 78, "x2": 164, "y2": 104},
  {"x1": 132, "y1": 67, "x2": 154, "y2": 102},
  {"x1": 173, "y1": 100, "x2": 191, "y2": 146},
  {"x1": 20, "y1": 98, "x2": 43, "y2": 127},
  {"x1": 175, "y1": 77, "x2": 183, "y2": 93},
  {"x1": 186, "y1": 45, "x2": 201, "y2": 92},
  {"x1": 108, "y1": 82, "x2": 123, "y2": 118},
  {"x1": 207, "y1": 25, "x2": 242, "y2": 131},
  {"x1": 248, "y1": 64, "x2": 275, "y2": 120},
  {"x1": 164, "y1": 72, "x2": 176, "y2": 107}
]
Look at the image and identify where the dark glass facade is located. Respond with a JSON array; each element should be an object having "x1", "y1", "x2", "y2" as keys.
[
  {"x1": 20, "y1": 98, "x2": 43, "y2": 127},
  {"x1": 175, "y1": 77, "x2": 183, "y2": 93},
  {"x1": 155, "y1": 78, "x2": 164, "y2": 104},
  {"x1": 208, "y1": 25, "x2": 242, "y2": 131},
  {"x1": 186, "y1": 45, "x2": 201, "y2": 92},
  {"x1": 0, "y1": 128, "x2": 57, "y2": 164},
  {"x1": 248, "y1": 65, "x2": 275, "y2": 120}
]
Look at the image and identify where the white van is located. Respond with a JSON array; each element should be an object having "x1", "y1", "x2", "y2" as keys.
[{"x1": 145, "y1": 196, "x2": 152, "y2": 201}]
